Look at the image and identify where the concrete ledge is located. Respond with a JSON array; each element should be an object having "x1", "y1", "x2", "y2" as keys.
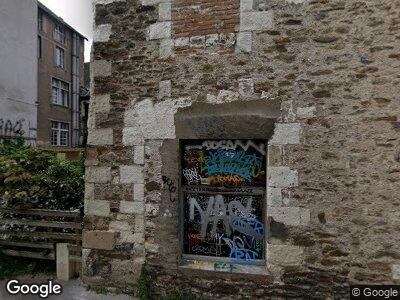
[{"x1": 83, "y1": 230, "x2": 118, "y2": 250}]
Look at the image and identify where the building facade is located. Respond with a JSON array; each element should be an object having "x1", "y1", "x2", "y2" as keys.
[
  {"x1": 37, "y1": 2, "x2": 86, "y2": 148},
  {"x1": 84, "y1": 0, "x2": 400, "y2": 298},
  {"x1": 0, "y1": 0, "x2": 38, "y2": 144}
]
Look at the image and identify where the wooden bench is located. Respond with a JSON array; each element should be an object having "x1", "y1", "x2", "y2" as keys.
[{"x1": 0, "y1": 208, "x2": 82, "y2": 280}]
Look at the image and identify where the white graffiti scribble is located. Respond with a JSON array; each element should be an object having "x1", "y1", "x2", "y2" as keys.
[{"x1": 185, "y1": 140, "x2": 266, "y2": 156}]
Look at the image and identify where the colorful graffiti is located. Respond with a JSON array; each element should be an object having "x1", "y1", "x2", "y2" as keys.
[
  {"x1": 183, "y1": 194, "x2": 264, "y2": 260},
  {"x1": 182, "y1": 140, "x2": 266, "y2": 262},
  {"x1": 182, "y1": 139, "x2": 266, "y2": 187}
]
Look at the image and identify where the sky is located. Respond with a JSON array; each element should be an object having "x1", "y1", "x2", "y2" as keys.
[{"x1": 39, "y1": 0, "x2": 93, "y2": 62}]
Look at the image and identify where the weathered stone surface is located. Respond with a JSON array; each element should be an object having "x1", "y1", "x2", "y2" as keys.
[
  {"x1": 133, "y1": 184, "x2": 144, "y2": 202},
  {"x1": 240, "y1": 11, "x2": 274, "y2": 31},
  {"x1": 268, "y1": 166, "x2": 298, "y2": 188},
  {"x1": 87, "y1": 128, "x2": 113, "y2": 146},
  {"x1": 91, "y1": 60, "x2": 111, "y2": 77},
  {"x1": 158, "y1": 80, "x2": 171, "y2": 99},
  {"x1": 134, "y1": 146, "x2": 145, "y2": 165},
  {"x1": 85, "y1": 0, "x2": 400, "y2": 297},
  {"x1": 159, "y1": 2, "x2": 171, "y2": 21},
  {"x1": 393, "y1": 265, "x2": 400, "y2": 280},
  {"x1": 141, "y1": 0, "x2": 169, "y2": 6},
  {"x1": 86, "y1": 166, "x2": 111, "y2": 183},
  {"x1": 269, "y1": 123, "x2": 301, "y2": 145},
  {"x1": 268, "y1": 207, "x2": 310, "y2": 226},
  {"x1": 119, "y1": 165, "x2": 144, "y2": 184},
  {"x1": 93, "y1": 24, "x2": 112, "y2": 42},
  {"x1": 85, "y1": 200, "x2": 110, "y2": 217},
  {"x1": 267, "y1": 244, "x2": 304, "y2": 266},
  {"x1": 91, "y1": 94, "x2": 111, "y2": 113},
  {"x1": 159, "y1": 38, "x2": 174, "y2": 58},
  {"x1": 83, "y1": 230, "x2": 118, "y2": 250},
  {"x1": 236, "y1": 31, "x2": 253, "y2": 53},
  {"x1": 120, "y1": 201, "x2": 145, "y2": 214},
  {"x1": 149, "y1": 22, "x2": 171, "y2": 40},
  {"x1": 240, "y1": 0, "x2": 253, "y2": 12}
]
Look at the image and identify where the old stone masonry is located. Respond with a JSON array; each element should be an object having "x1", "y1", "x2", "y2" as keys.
[{"x1": 84, "y1": 0, "x2": 400, "y2": 298}]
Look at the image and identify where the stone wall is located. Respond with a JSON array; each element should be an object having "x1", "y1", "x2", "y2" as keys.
[{"x1": 84, "y1": 0, "x2": 400, "y2": 298}]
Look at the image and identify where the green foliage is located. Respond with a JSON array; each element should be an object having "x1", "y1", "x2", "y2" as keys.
[
  {"x1": 0, "y1": 251, "x2": 55, "y2": 280},
  {"x1": 138, "y1": 268, "x2": 151, "y2": 300},
  {"x1": 90, "y1": 285, "x2": 108, "y2": 294},
  {"x1": 0, "y1": 141, "x2": 84, "y2": 210}
]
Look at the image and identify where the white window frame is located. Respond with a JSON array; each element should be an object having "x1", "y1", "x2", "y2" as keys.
[
  {"x1": 51, "y1": 121, "x2": 69, "y2": 147},
  {"x1": 52, "y1": 78, "x2": 69, "y2": 107},
  {"x1": 55, "y1": 46, "x2": 65, "y2": 68}
]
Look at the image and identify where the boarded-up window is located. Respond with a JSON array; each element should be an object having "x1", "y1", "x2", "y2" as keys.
[{"x1": 181, "y1": 140, "x2": 266, "y2": 264}]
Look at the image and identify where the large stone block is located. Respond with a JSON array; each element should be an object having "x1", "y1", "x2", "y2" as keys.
[
  {"x1": 133, "y1": 184, "x2": 145, "y2": 202},
  {"x1": 269, "y1": 123, "x2": 301, "y2": 145},
  {"x1": 93, "y1": 24, "x2": 112, "y2": 42},
  {"x1": 267, "y1": 187, "x2": 282, "y2": 206},
  {"x1": 158, "y1": 80, "x2": 172, "y2": 99},
  {"x1": 392, "y1": 265, "x2": 400, "y2": 280},
  {"x1": 122, "y1": 126, "x2": 144, "y2": 146},
  {"x1": 267, "y1": 244, "x2": 304, "y2": 266},
  {"x1": 159, "y1": 2, "x2": 171, "y2": 21},
  {"x1": 134, "y1": 146, "x2": 145, "y2": 165},
  {"x1": 120, "y1": 201, "x2": 145, "y2": 214},
  {"x1": 240, "y1": 11, "x2": 274, "y2": 32},
  {"x1": 109, "y1": 221, "x2": 131, "y2": 232},
  {"x1": 83, "y1": 230, "x2": 118, "y2": 250},
  {"x1": 236, "y1": 32, "x2": 252, "y2": 53},
  {"x1": 240, "y1": 0, "x2": 253, "y2": 12},
  {"x1": 87, "y1": 128, "x2": 113, "y2": 146},
  {"x1": 160, "y1": 38, "x2": 174, "y2": 58},
  {"x1": 268, "y1": 207, "x2": 310, "y2": 226},
  {"x1": 91, "y1": 60, "x2": 111, "y2": 77},
  {"x1": 149, "y1": 22, "x2": 171, "y2": 40},
  {"x1": 84, "y1": 200, "x2": 110, "y2": 217},
  {"x1": 119, "y1": 165, "x2": 144, "y2": 184},
  {"x1": 86, "y1": 166, "x2": 111, "y2": 183},
  {"x1": 93, "y1": 0, "x2": 126, "y2": 4},
  {"x1": 91, "y1": 94, "x2": 111, "y2": 114},
  {"x1": 268, "y1": 166, "x2": 298, "y2": 188},
  {"x1": 141, "y1": 0, "x2": 170, "y2": 5}
]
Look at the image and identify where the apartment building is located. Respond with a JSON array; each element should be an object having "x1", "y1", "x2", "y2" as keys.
[
  {"x1": 0, "y1": 0, "x2": 38, "y2": 144},
  {"x1": 37, "y1": 2, "x2": 86, "y2": 148}
]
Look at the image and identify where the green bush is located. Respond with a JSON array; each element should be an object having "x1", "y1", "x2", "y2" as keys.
[{"x1": 0, "y1": 140, "x2": 84, "y2": 210}]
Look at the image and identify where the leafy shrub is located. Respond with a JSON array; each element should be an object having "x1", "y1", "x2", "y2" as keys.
[{"x1": 0, "y1": 140, "x2": 84, "y2": 210}]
